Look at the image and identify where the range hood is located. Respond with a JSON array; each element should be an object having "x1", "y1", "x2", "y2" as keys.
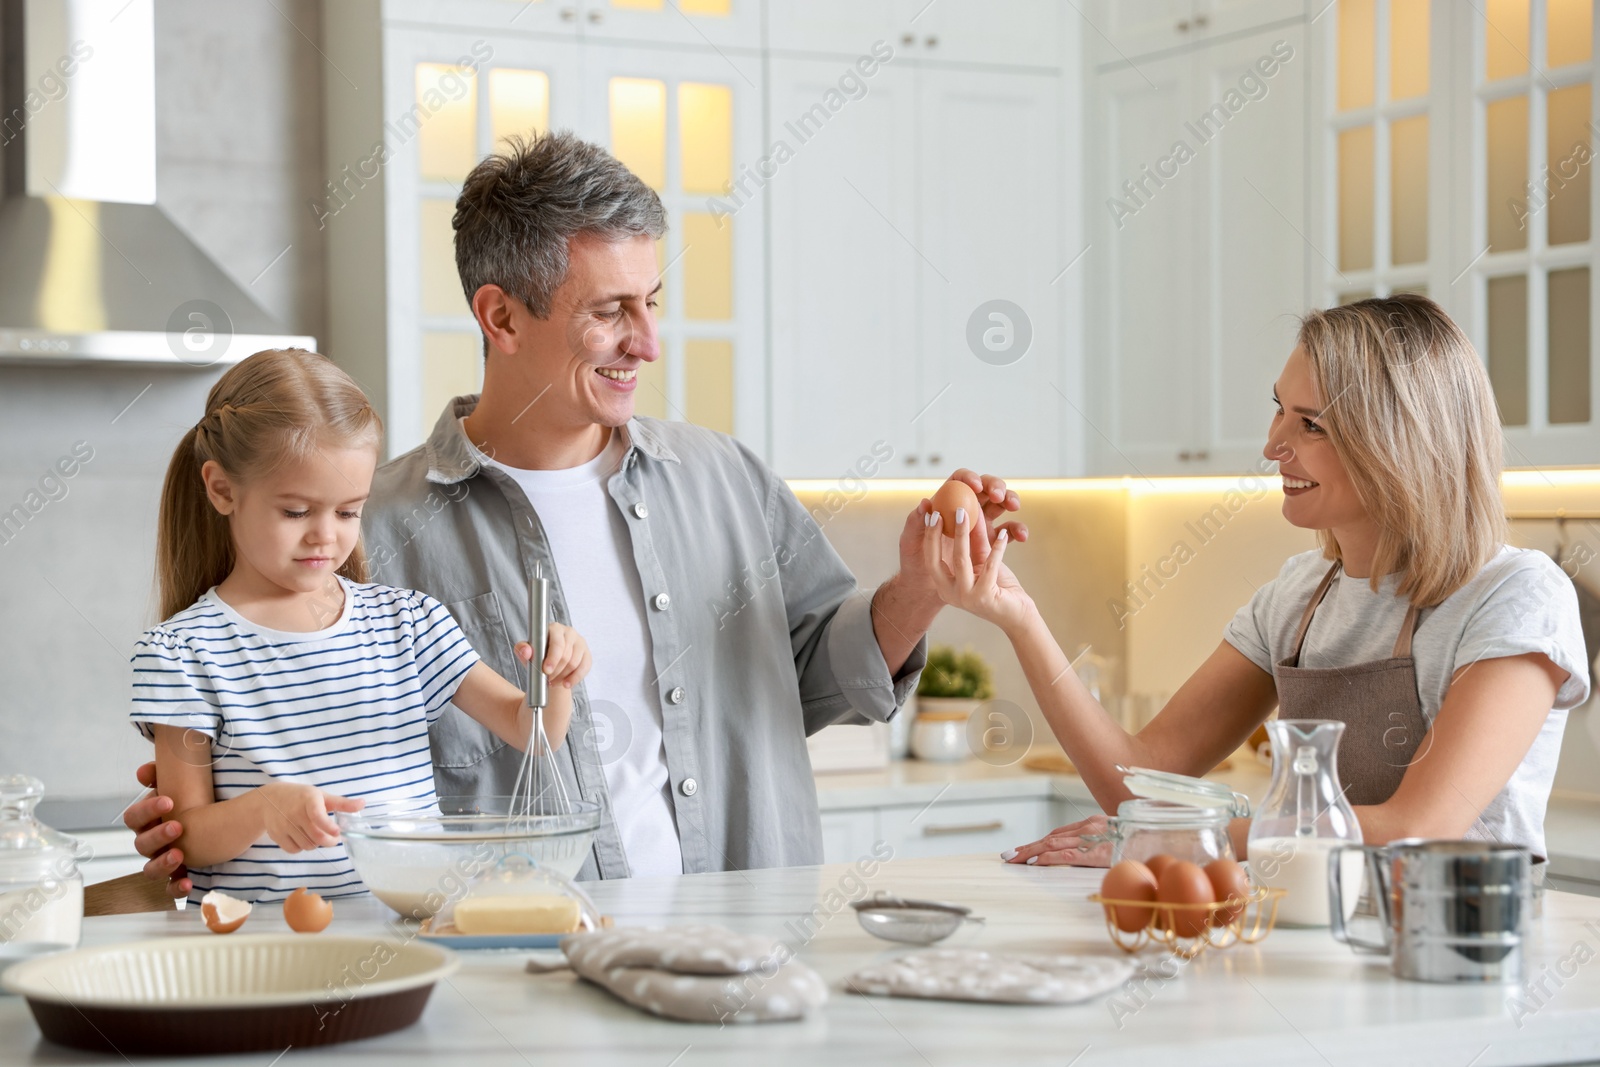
[{"x1": 0, "y1": 0, "x2": 311, "y2": 365}]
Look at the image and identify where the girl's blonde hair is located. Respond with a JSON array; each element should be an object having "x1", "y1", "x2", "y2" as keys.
[
  {"x1": 156, "y1": 349, "x2": 383, "y2": 621},
  {"x1": 1297, "y1": 294, "x2": 1505, "y2": 607}
]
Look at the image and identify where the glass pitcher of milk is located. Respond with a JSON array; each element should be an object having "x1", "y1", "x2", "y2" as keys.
[
  {"x1": 0, "y1": 775, "x2": 85, "y2": 971},
  {"x1": 1246, "y1": 720, "x2": 1364, "y2": 927}
]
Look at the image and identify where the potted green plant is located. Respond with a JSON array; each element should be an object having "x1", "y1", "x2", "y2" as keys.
[{"x1": 910, "y1": 646, "x2": 994, "y2": 761}]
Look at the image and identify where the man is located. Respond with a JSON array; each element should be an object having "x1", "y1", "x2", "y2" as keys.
[{"x1": 126, "y1": 132, "x2": 1024, "y2": 887}]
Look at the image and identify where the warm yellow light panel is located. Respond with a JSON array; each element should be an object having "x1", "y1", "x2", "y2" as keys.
[
  {"x1": 1338, "y1": 125, "x2": 1375, "y2": 271},
  {"x1": 1548, "y1": 0, "x2": 1593, "y2": 67},
  {"x1": 610, "y1": 78, "x2": 667, "y2": 190},
  {"x1": 684, "y1": 339, "x2": 735, "y2": 434},
  {"x1": 1487, "y1": 274, "x2": 1529, "y2": 426},
  {"x1": 681, "y1": 212, "x2": 733, "y2": 319},
  {"x1": 680, "y1": 0, "x2": 731, "y2": 15},
  {"x1": 679, "y1": 82, "x2": 733, "y2": 195},
  {"x1": 1337, "y1": 0, "x2": 1375, "y2": 111},
  {"x1": 1389, "y1": 0, "x2": 1430, "y2": 101},
  {"x1": 1487, "y1": 95, "x2": 1530, "y2": 252},
  {"x1": 1548, "y1": 267, "x2": 1591, "y2": 425},
  {"x1": 1486, "y1": 0, "x2": 1531, "y2": 80},
  {"x1": 416, "y1": 63, "x2": 478, "y2": 183},
  {"x1": 1390, "y1": 115, "x2": 1429, "y2": 265},
  {"x1": 422, "y1": 332, "x2": 482, "y2": 440},
  {"x1": 420, "y1": 199, "x2": 467, "y2": 317},
  {"x1": 634, "y1": 356, "x2": 669, "y2": 419},
  {"x1": 611, "y1": 0, "x2": 662, "y2": 8},
  {"x1": 1547, "y1": 83, "x2": 1591, "y2": 246},
  {"x1": 490, "y1": 68, "x2": 550, "y2": 147}
]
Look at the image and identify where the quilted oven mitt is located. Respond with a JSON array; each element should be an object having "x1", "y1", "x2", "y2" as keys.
[
  {"x1": 547, "y1": 924, "x2": 828, "y2": 1023},
  {"x1": 846, "y1": 949, "x2": 1133, "y2": 1004}
]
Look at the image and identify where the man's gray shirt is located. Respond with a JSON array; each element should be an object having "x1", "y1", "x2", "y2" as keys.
[{"x1": 363, "y1": 397, "x2": 925, "y2": 878}]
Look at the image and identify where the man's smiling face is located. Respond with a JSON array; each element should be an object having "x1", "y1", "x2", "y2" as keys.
[{"x1": 510, "y1": 232, "x2": 662, "y2": 430}]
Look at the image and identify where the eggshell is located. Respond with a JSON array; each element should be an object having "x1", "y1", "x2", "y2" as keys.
[
  {"x1": 1100, "y1": 860, "x2": 1159, "y2": 933},
  {"x1": 283, "y1": 886, "x2": 333, "y2": 933},
  {"x1": 1156, "y1": 860, "x2": 1215, "y2": 938},
  {"x1": 200, "y1": 890, "x2": 251, "y2": 934},
  {"x1": 1143, "y1": 854, "x2": 1178, "y2": 882},
  {"x1": 1204, "y1": 859, "x2": 1251, "y2": 927},
  {"x1": 930, "y1": 479, "x2": 985, "y2": 539}
]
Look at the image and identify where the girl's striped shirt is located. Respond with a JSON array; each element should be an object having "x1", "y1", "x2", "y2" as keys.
[{"x1": 129, "y1": 578, "x2": 479, "y2": 903}]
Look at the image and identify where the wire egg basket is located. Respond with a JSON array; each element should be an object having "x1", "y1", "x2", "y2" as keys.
[{"x1": 1086, "y1": 886, "x2": 1288, "y2": 959}]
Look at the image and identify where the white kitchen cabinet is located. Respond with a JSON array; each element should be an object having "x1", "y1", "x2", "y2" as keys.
[
  {"x1": 579, "y1": 0, "x2": 761, "y2": 50},
  {"x1": 816, "y1": 793, "x2": 1064, "y2": 865},
  {"x1": 768, "y1": 1, "x2": 1060, "y2": 69},
  {"x1": 768, "y1": 59, "x2": 1073, "y2": 477},
  {"x1": 1087, "y1": 23, "x2": 1307, "y2": 476},
  {"x1": 1088, "y1": 0, "x2": 1307, "y2": 62}
]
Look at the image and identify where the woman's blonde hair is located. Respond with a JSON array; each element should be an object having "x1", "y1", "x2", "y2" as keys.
[
  {"x1": 1297, "y1": 294, "x2": 1505, "y2": 607},
  {"x1": 156, "y1": 349, "x2": 383, "y2": 621}
]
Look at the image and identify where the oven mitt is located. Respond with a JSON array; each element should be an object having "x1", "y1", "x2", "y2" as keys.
[
  {"x1": 552, "y1": 925, "x2": 828, "y2": 1023},
  {"x1": 846, "y1": 949, "x2": 1133, "y2": 1005}
]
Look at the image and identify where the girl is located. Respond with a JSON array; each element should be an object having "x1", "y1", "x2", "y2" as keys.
[
  {"x1": 130, "y1": 349, "x2": 590, "y2": 902},
  {"x1": 924, "y1": 295, "x2": 1589, "y2": 865}
]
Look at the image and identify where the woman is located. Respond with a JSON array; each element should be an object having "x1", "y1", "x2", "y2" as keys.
[{"x1": 925, "y1": 295, "x2": 1589, "y2": 864}]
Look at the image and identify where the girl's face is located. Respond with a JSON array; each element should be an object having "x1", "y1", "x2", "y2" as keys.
[
  {"x1": 1264, "y1": 346, "x2": 1368, "y2": 533},
  {"x1": 202, "y1": 445, "x2": 377, "y2": 600}
]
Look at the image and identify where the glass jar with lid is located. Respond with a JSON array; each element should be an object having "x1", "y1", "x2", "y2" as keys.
[
  {"x1": 1084, "y1": 766, "x2": 1251, "y2": 866},
  {"x1": 0, "y1": 775, "x2": 86, "y2": 968}
]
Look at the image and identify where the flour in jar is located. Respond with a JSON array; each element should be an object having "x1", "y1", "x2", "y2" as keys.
[
  {"x1": 0, "y1": 878, "x2": 83, "y2": 952},
  {"x1": 1248, "y1": 837, "x2": 1364, "y2": 927}
]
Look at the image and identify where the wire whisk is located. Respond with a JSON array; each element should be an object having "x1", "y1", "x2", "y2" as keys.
[{"x1": 509, "y1": 561, "x2": 572, "y2": 823}]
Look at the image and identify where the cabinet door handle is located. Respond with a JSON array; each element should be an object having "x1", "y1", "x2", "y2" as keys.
[
  {"x1": 1194, "y1": 14, "x2": 1209, "y2": 28},
  {"x1": 924, "y1": 35, "x2": 938, "y2": 48},
  {"x1": 927, "y1": 453, "x2": 942, "y2": 467},
  {"x1": 901, "y1": 32, "x2": 915, "y2": 46},
  {"x1": 1178, "y1": 449, "x2": 1192, "y2": 461},
  {"x1": 1176, "y1": 18, "x2": 1190, "y2": 31},
  {"x1": 923, "y1": 820, "x2": 1004, "y2": 837},
  {"x1": 1195, "y1": 449, "x2": 1210, "y2": 461},
  {"x1": 905, "y1": 455, "x2": 919, "y2": 465},
  {"x1": 561, "y1": 7, "x2": 576, "y2": 20},
  {"x1": 587, "y1": 9, "x2": 604, "y2": 22}
]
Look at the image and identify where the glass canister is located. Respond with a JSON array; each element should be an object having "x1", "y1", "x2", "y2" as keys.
[
  {"x1": 1083, "y1": 766, "x2": 1251, "y2": 865},
  {"x1": 1245, "y1": 720, "x2": 1364, "y2": 927},
  {"x1": 0, "y1": 776, "x2": 85, "y2": 967}
]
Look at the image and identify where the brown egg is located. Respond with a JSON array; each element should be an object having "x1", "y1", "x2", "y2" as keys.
[
  {"x1": 1100, "y1": 860, "x2": 1159, "y2": 933},
  {"x1": 1204, "y1": 859, "x2": 1251, "y2": 927},
  {"x1": 1144, "y1": 854, "x2": 1178, "y2": 882},
  {"x1": 931, "y1": 479, "x2": 985, "y2": 539},
  {"x1": 200, "y1": 890, "x2": 251, "y2": 934},
  {"x1": 1156, "y1": 861, "x2": 1215, "y2": 938},
  {"x1": 283, "y1": 886, "x2": 333, "y2": 933}
]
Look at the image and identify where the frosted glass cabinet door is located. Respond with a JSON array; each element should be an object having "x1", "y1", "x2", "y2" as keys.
[
  {"x1": 916, "y1": 66, "x2": 1066, "y2": 478},
  {"x1": 767, "y1": 58, "x2": 920, "y2": 477}
]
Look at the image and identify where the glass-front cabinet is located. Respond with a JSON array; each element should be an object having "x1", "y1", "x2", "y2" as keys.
[
  {"x1": 1318, "y1": 0, "x2": 1600, "y2": 465},
  {"x1": 326, "y1": 0, "x2": 763, "y2": 458}
]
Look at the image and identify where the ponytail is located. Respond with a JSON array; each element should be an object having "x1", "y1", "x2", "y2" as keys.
[{"x1": 153, "y1": 349, "x2": 382, "y2": 622}]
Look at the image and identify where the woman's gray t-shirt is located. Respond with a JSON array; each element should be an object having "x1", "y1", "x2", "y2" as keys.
[{"x1": 1225, "y1": 546, "x2": 1591, "y2": 858}]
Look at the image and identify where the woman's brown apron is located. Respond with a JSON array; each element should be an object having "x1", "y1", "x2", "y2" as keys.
[{"x1": 1272, "y1": 561, "x2": 1432, "y2": 806}]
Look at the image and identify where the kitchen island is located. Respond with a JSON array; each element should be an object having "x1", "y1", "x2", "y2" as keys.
[{"x1": 5, "y1": 852, "x2": 1600, "y2": 1066}]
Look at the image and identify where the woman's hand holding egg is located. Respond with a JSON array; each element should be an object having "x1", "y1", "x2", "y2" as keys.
[
  {"x1": 898, "y1": 470, "x2": 1026, "y2": 601},
  {"x1": 922, "y1": 479, "x2": 1037, "y2": 633}
]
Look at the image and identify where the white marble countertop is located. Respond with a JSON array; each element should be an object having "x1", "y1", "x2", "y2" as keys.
[{"x1": 8, "y1": 852, "x2": 1600, "y2": 1066}]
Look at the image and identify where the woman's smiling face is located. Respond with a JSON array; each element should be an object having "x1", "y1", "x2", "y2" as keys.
[{"x1": 1264, "y1": 346, "x2": 1369, "y2": 534}]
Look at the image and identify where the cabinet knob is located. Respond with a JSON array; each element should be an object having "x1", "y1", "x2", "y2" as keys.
[
  {"x1": 1194, "y1": 13, "x2": 1209, "y2": 28},
  {"x1": 901, "y1": 32, "x2": 915, "y2": 46},
  {"x1": 1176, "y1": 18, "x2": 1190, "y2": 31},
  {"x1": 928, "y1": 454, "x2": 942, "y2": 467},
  {"x1": 587, "y1": 8, "x2": 603, "y2": 22},
  {"x1": 924, "y1": 35, "x2": 938, "y2": 48},
  {"x1": 1178, "y1": 449, "x2": 1192, "y2": 461},
  {"x1": 1195, "y1": 450, "x2": 1210, "y2": 461},
  {"x1": 561, "y1": 7, "x2": 576, "y2": 20},
  {"x1": 905, "y1": 455, "x2": 919, "y2": 466}
]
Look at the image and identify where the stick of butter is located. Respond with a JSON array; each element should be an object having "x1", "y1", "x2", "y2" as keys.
[{"x1": 454, "y1": 894, "x2": 582, "y2": 935}]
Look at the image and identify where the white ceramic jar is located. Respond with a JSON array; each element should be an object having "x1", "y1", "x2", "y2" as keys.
[{"x1": 910, "y1": 705, "x2": 971, "y2": 761}]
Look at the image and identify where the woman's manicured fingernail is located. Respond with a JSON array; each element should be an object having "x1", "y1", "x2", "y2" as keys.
[
  {"x1": 1026, "y1": 856, "x2": 1039, "y2": 865},
  {"x1": 925, "y1": 511, "x2": 937, "y2": 528},
  {"x1": 955, "y1": 508, "x2": 967, "y2": 526},
  {"x1": 997, "y1": 529, "x2": 1008, "y2": 543},
  {"x1": 1000, "y1": 848, "x2": 1018, "y2": 861}
]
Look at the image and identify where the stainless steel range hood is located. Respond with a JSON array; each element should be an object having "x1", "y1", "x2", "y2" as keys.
[{"x1": 0, "y1": 0, "x2": 311, "y2": 365}]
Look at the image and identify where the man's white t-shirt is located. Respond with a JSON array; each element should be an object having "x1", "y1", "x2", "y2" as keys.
[{"x1": 468, "y1": 424, "x2": 684, "y2": 878}]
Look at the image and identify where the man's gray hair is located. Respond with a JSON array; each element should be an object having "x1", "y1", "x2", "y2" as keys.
[{"x1": 453, "y1": 130, "x2": 667, "y2": 318}]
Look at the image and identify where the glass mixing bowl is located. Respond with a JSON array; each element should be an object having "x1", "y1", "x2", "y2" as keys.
[{"x1": 337, "y1": 796, "x2": 601, "y2": 919}]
